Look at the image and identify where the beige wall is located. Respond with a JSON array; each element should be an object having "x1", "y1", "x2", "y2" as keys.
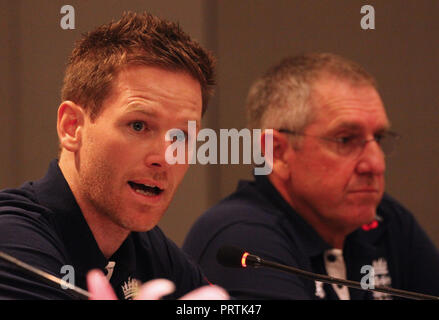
[{"x1": 1, "y1": 0, "x2": 438, "y2": 247}]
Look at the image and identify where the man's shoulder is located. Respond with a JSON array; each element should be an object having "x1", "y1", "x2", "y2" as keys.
[
  {"x1": 0, "y1": 182, "x2": 62, "y2": 246},
  {"x1": 0, "y1": 180, "x2": 67, "y2": 254},
  {"x1": 1, "y1": 182, "x2": 36, "y2": 203},
  {"x1": 377, "y1": 193, "x2": 416, "y2": 225},
  {"x1": 183, "y1": 180, "x2": 294, "y2": 261},
  {"x1": 0, "y1": 184, "x2": 75, "y2": 299},
  {"x1": 196, "y1": 180, "x2": 283, "y2": 228},
  {"x1": 353, "y1": 193, "x2": 424, "y2": 245},
  {"x1": 0, "y1": 182, "x2": 52, "y2": 223}
]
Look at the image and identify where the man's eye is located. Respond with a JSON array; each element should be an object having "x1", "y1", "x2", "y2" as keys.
[
  {"x1": 130, "y1": 121, "x2": 146, "y2": 132},
  {"x1": 337, "y1": 136, "x2": 355, "y2": 145},
  {"x1": 374, "y1": 133, "x2": 385, "y2": 144}
]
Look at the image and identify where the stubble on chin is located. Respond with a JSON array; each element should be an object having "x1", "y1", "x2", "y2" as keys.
[{"x1": 78, "y1": 159, "x2": 127, "y2": 228}]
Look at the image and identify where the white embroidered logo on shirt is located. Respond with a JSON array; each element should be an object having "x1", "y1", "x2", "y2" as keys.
[
  {"x1": 121, "y1": 276, "x2": 141, "y2": 300},
  {"x1": 105, "y1": 261, "x2": 115, "y2": 280},
  {"x1": 371, "y1": 258, "x2": 392, "y2": 300},
  {"x1": 315, "y1": 281, "x2": 326, "y2": 299}
]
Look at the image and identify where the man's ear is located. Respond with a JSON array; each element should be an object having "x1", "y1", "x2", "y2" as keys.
[
  {"x1": 57, "y1": 101, "x2": 85, "y2": 153},
  {"x1": 261, "y1": 130, "x2": 292, "y2": 181}
]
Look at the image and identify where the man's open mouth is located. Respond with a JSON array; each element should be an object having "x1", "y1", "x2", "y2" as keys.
[{"x1": 128, "y1": 181, "x2": 164, "y2": 196}]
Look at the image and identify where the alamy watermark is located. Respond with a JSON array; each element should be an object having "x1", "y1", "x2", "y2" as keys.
[
  {"x1": 60, "y1": 264, "x2": 75, "y2": 289},
  {"x1": 165, "y1": 121, "x2": 273, "y2": 175},
  {"x1": 360, "y1": 259, "x2": 393, "y2": 299},
  {"x1": 59, "y1": 4, "x2": 376, "y2": 32},
  {"x1": 360, "y1": 5, "x2": 375, "y2": 30},
  {"x1": 360, "y1": 264, "x2": 375, "y2": 289},
  {"x1": 60, "y1": 5, "x2": 75, "y2": 30}
]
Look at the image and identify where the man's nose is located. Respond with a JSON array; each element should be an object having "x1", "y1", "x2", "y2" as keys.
[
  {"x1": 144, "y1": 136, "x2": 173, "y2": 169},
  {"x1": 355, "y1": 140, "x2": 386, "y2": 175}
]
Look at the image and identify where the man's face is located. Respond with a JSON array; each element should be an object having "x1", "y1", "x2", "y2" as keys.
[
  {"x1": 287, "y1": 78, "x2": 389, "y2": 233},
  {"x1": 77, "y1": 66, "x2": 202, "y2": 232}
]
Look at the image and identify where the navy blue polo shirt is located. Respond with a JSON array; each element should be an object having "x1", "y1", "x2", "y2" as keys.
[
  {"x1": 183, "y1": 175, "x2": 439, "y2": 299},
  {"x1": 0, "y1": 160, "x2": 207, "y2": 299}
]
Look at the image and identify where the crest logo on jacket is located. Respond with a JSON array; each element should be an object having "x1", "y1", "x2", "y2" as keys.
[{"x1": 121, "y1": 276, "x2": 141, "y2": 300}]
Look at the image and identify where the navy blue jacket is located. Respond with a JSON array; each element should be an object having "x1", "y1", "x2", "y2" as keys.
[
  {"x1": 183, "y1": 175, "x2": 439, "y2": 299},
  {"x1": 0, "y1": 160, "x2": 206, "y2": 299}
]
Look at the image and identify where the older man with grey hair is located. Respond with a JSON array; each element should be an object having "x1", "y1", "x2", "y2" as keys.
[{"x1": 183, "y1": 53, "x2": 439, "y2": 300}]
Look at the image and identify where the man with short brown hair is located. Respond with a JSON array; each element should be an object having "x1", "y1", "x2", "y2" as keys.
[{"x1": 0, "y1": 11, "x2": 222, "y2": 300}]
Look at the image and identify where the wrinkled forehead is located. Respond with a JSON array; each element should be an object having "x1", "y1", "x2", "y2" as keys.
[
  {"x1": 307, "y1": 78, "x2": 390, "y2": 132},
  {"x1": 108, "y1": 65, "x2": 201, "y2": 105}
]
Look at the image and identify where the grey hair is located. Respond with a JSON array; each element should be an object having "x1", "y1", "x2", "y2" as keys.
[{"x1": 246, "y1": 53, "x2": 377, "y2": 136}]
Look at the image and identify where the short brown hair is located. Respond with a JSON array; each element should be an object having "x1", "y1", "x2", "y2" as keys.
[
  {"x1": 61, "y1": 11, "x2": 216, "y2": 119},
  {"x1": 246, "y1": 52, "x2": 377, "y2": 133}
]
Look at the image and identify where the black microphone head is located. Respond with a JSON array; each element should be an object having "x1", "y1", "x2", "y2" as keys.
[{"x1": 216, "y1": 245, "x2": 247, "y2": 268}]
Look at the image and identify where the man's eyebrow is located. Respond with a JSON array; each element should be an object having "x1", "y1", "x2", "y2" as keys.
[
  {"x1": 328, "y1": 121, "x2": 364, "y2": 133},
  {"x1": 329, "y1": 121, "x2": 391, "y2": 133},
  {"x1": 124, "y1": 105, "x2": 158, "y2": 117}
]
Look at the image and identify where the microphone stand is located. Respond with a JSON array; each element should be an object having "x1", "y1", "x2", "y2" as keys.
[
  {"x1": 245, "y1": 253, "x2": 439, "y2": 300},
  {"x1": 0, "y1": 250, "x2": 90, "y2": 300}
]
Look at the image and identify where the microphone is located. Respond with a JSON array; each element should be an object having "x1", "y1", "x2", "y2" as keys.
[
  {"x1": 216, "y1": 245, "x2": 439, "y2": 300},
  {"x1": 0, "y1": 250, "x2": 90, "y2": 300}
]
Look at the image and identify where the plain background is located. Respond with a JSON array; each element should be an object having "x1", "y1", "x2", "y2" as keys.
[{"x1": 1, "y1": 0, "x2": 438, "y2": 248}]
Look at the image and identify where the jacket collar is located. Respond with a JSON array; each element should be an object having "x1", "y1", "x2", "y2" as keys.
[{"x1": 32, "y1": 160, "x2": 108, "y2": 281}]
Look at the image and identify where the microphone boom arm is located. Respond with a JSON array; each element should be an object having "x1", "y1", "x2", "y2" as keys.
[{"x1": 249, "y1": 254, "x2": 439, "y2": 300}]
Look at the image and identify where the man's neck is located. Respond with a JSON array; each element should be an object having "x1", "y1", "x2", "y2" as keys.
[
  {"x1": 289, "y1": 199, "x2": 348, "y2": 249},
  {"x1": 269, "y1": 176, "x2": 348, "y2": 249},
  {"x1": 58, "y1": 155, "x2": 129, "y2": 259},
  {"x1": 80, "y1": 207, "x2": 130, "y2": 259}
]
